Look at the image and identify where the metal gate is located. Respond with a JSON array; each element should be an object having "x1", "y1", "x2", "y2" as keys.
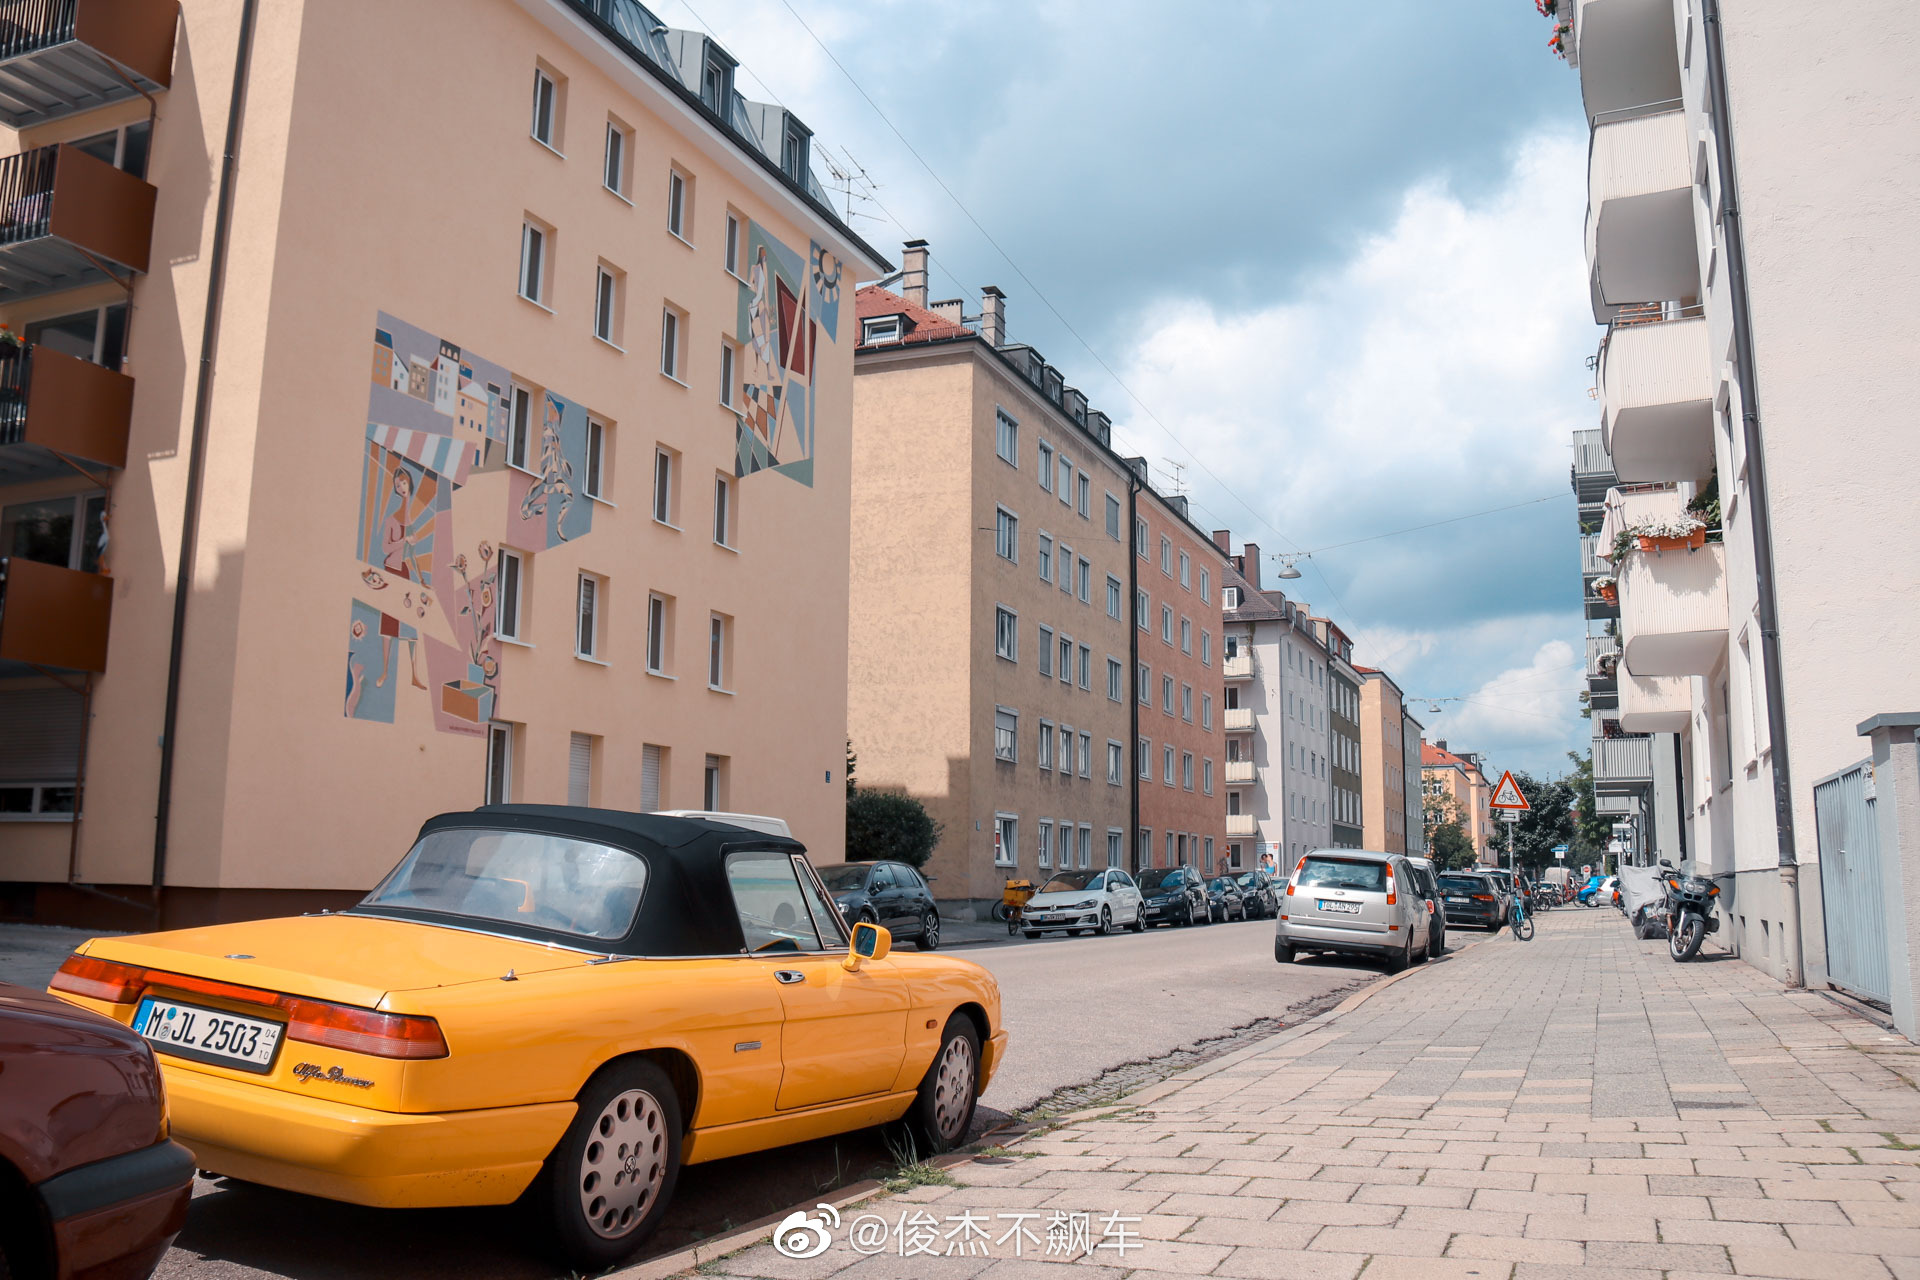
[{"x1": 1814, "y1": 759, "x2": 1890, "y2": 1006}]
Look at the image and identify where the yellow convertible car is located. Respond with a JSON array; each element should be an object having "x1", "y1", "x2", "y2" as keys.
[{"x1": 49, "y1": 806, "x2": 1006, "y2": 1269}]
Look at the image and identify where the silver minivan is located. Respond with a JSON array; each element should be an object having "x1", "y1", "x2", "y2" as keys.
[{"x1": 1274, "y1": 849, "x2": 1433, "y2": 972}]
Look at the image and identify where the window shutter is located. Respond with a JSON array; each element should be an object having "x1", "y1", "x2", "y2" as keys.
[
  {"x1": 568, "y1": 732, "x2": 593, "y2": 806},
  {"x1": 0, "y1": 688, "x2": 84, "y2": 782},
  {"x1": 641, "y1": 743, "x2": 663, "y2": 812}
]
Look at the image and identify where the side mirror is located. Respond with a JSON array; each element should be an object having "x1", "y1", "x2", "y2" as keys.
[
  {"x1": 1658, "y1": 859, "x2": 1677, "y2": 871},
  {"x1": 844, "y1": 922, "x2": 892, "y2": 971}
]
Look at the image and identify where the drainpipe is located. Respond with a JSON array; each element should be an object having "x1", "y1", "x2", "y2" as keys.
[
  {"x1": 151, "y1": 0, "x2": 258, "y2": 914},
  {"x1": 1127, "y1": 478, "x2": 1140, "y2": 874},
  {"x1": 1701, "y1": 0, "x2": 1802, "y2": 987}
]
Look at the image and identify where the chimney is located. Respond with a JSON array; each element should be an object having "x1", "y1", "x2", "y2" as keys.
[
  {"x1": 1434, "y1": 739, "x2": 1448, "y2": 753},
  {"x1": 901, "y1": 239, "x2": 929, "y2": 308},
  {"x1": 930, "y1": 298, "x2": 964, "y2": 324},
  {"x1": 979, "y1": 286, "x2": 1006, "y2": 347},
  {"x1": 1211, "y1": 529, "x2": 1231, "y2": 553},
  {"x1": 1243, "y1": 542, "x2": 1261, "y2": 591}
]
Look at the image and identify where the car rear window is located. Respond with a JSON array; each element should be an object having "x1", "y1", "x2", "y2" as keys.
[
  {"x1": 1295, "y1": 857, "x2": 1387, "y2": 892},
  {"x1": 362, "y1": 827, "x2": 649, "y2": 941},
  {"x1": 1438, "y1": 875, "x2": 1486, "y2": 893}
]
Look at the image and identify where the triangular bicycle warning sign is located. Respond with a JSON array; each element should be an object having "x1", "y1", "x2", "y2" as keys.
[{"x1": 1489, "y1": 770, "x2": 1530, "y2": 810}]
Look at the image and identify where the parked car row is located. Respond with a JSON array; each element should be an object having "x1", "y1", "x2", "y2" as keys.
[{"x1": 1012, "y1": 866, "x2": 1286, "y2": 938}]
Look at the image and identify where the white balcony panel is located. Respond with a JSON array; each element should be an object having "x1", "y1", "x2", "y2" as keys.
[
  {"x1": 1594, "y1": 734, "x2": 1654, "y2": 785},
  {"x1": 1620, "y1": 540, "x2": 1727, "y2": 676},
  {"x1": 1587, "y1": 109, "x2": 1698, "y2": 316},
  {"x1": 1226, "y1": 814, "x2": 1257, "y2": 837},
  {"x1": 1582, "y1": 534, "x2": 1607, "y2": 578},
  {"x1": 1618, "y1": 667, "x2": 1691, "y2": 733},
  {"x1": 1600, "y1": 314, "x2": 1713, "y2": 483},
  {"x1": 1225, "y1": 760, "x2": 1255, "y2": 785},
  {"x1": 1222, "y1": 652, "x2": 1253, "y2": 680},
  {"x1": 1587, "y1": 633, "x2": 1620, "y2": 680},
  {"x1": 1223, "y1": 707, "x2": 1254, "y2": 732},
  {"x1": 1575, "y1": 0, "x2": 1682, "y2": 124}
]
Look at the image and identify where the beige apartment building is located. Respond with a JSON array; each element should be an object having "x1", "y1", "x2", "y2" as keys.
[
  {"x1": 1356, "y1": 667, "x2": 1408, "y2": 854},
  {"x1": 1422, "y1": 740, "x2": 1493, "y2": 866},
  {"x1": 0, "y1": 0, "x2": 883, "y2": 926}
]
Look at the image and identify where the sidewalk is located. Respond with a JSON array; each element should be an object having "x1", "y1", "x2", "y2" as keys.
[{"x1": 688, "y1": 908, "x2": 1920, "y2": 1280}]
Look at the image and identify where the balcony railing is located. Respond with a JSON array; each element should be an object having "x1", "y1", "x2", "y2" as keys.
[
  {"x1": 0, "y1": 555, "x2": 110, "y2": 672},
  {"x1": 1581, "y1": 533, "x2": 1608, "y2": 578},
  {"x1": 1222, "y1": 707, "x2": 1253, "y2": 732},
  {"x1": 1222, "y1": 652, "x2": 1253, "y2": 680},
  {"x1": 1226, "y1": 814, "x2": 1256, "y2": 837},
  {"x1": 1593, "y1": 733, "x2": 1653, "y2": 786},
  {"x1": 1586, "y1": 633, "x2": 1620, "y2": 681},
  {"x1": 0, "y1": 0, "x2": 176, "y2": 127},
  {"x1": 0, "y1": 342, "x2": 133, "y2": 474},
  {"x1": 1224, "y1": 759, "x2": 1255, "y2": 785},
  {"x1": 1586, "y1": 105, "x2": 1697, "y2": 320},
  {"x1": 0, "y1": 144, "x2": 158, "y2": 302},
  {"x1": 1598, "y1": 306, "x2": 1713, "y2": 485}
]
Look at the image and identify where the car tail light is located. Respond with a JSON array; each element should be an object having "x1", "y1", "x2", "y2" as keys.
[
  {"x1": 1385, "y1": 869, "x2": 1396, "y2": 906},
  {"x1": 50, "y1": 956, "x2": 447, "y2": 1060},
  {"x1": 50, "y1": 955, "x2": 146, "y2": 1002},
  {"x1": 1472, "y1": 894, "x2": 1495, "y2": 902}
]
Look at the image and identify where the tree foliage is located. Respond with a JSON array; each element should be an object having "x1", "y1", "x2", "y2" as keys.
[
  {"x1": 1428, "y1": 819, "x2": 1477, "y2": 871},
  {"x1": 845, "y1": 789, "x2": 942, "y2": 870}
]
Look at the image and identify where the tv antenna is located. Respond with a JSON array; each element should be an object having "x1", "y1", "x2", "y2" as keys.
[
  {"x1": 1159, "y1": 457, "x2": 1188, "y2": 497},
  {"x1": 818, "y1": 145, "x2": 882, "y2": 225}
]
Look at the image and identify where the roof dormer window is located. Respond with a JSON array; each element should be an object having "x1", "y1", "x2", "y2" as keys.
[
  {"x1": 861, "y1": 315, "x2": 903, "y2": 345},
  {"x1": 781, "y1": 122, "x2": 808, "y2": 181},
  {"x1": 701, "y1": 56, "x2": 732, "y2": 112}
]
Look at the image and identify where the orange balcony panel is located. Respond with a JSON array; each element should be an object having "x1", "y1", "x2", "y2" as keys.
[
  {"x1": 0, "y1": 556, "x2": 110, "y2": 672},
  {"x1": 0, "y1": 0, "x2": 177, "y2": 128},
  {"x1": 0, "y1": 344, "x2": 132, "y2": 470},
  {"x1": 0, "y1": 144, "x2": 157, "y2": 301}
]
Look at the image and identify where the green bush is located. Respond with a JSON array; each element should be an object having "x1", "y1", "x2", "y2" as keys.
[{"x1": 845, "y1": 790, "x2": 942, "y2": 869}]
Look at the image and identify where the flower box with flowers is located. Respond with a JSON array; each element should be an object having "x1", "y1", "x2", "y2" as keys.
[{"x1": 1593, "y1": 575, "x2": 1618, "y2": 605}]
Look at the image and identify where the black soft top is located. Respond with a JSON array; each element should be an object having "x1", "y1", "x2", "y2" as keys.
[{"x1": 351, "y1": 805, "x2": 810, "y2": 957}]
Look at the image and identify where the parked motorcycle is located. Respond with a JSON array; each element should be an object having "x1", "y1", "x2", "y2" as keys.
[{"x1": 1658, "y1": 859, "x2": 1722, "y2": 961}]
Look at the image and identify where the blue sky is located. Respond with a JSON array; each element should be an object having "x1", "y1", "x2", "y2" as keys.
[{"x1": 680, "y1": 0, "x2": 1599, "y2": 779}]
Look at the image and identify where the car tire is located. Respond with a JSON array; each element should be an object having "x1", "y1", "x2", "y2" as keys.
[
  {"x1": 1429, "y1": 929, "x2": 1445, "y2": 959},
  {"x1": 858, "y1": 907, "x2": 878, "y2": 928},
  {"x1": 1098, "y1": 906, "x2": 1115, "y2": 936},
  {"x1": 916, "y1": 910, "x2": 940, "y2": 951},
  {"x1": 1384, "y1": 937, "x2": 1410, "y2": 974},
  {"x1": 1411, "y1": 931, "x2": 1428, "y2": 965},
  {"x1": 1128, "y1": 908, "x2": 1145, "y2": 933},
  {"x1": 1274, "y1": 939, "x2": 1295, "y2": 964},
  {"x1": 902, "y1": 1013, "x2": 981, "y2": 1155},
  {"x1": 538, "y1": 1059, "x2": 682, "y2": 1272}
]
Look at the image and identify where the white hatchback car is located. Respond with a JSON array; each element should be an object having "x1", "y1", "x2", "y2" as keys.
[
  {"x1": 1020, "y1": 868, "x2": 1146, "y2": 937},
  {"x1": 1275, "y1": 849, "x2": 1434, "y2": 972}
]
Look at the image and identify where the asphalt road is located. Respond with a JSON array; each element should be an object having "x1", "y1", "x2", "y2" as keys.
[{"x1": 151, "y1": 915, "x2": 1385, "y2": 1280}]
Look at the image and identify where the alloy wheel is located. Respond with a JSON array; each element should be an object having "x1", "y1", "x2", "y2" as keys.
[
  {"x1": 922, "y1": 911, "x2": 939, "y2": 949},
  {"x1": 1100, "y1": 906, "x2": 1113, "y2": 935},
  {"x1": 577, "y1": 1088, "x2": 668, "y2": 1240}
]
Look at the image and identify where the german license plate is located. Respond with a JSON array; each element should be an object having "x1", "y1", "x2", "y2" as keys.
[
  {"x1": 1447, "y1": 896, "x2": 1470, "y2": 904},
  {"x1": 1317, "y1": 899, "x2": 1361, "y2": 915},
  {"x1": 134, "y1": 997, "x2": 282, "y2": 1073}
]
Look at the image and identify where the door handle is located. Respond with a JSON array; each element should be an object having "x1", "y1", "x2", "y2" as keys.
[{"x1": 775, "y1": 970, "x2": 806, "y2": 984}]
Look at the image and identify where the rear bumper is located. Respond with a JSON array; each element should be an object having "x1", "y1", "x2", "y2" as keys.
[
  {"x1": 1277, "y1": 919, "x2": 1396, "y2": 955},
  {"x1": 41, "y1": 1139, "x2": 194, "y2": 1280},
  {"x1": 162, "y1": 1062, "x2": 574, "y2": 1209},
  {"x1": 981, "y1": 1030, "x2": 1009, "y2": 1092}
]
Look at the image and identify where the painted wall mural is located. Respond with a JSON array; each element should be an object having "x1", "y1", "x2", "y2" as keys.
[
  {"x1": 734, "y1": 220, "x2": 841, "y2": 488},
  {"x1": 346, "y1": 312, "x2": 595, "y2": 737}
]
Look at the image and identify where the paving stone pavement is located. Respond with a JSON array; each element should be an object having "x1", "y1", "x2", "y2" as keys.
[{"x1": 685, "y1": 909, "x2": 1920, "y2": 1280}]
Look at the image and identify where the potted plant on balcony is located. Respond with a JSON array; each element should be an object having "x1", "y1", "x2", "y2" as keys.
[
  {"x1": 1593, "y1": 575, "x2": 1618, "y2": 605},
  {"x1": 1536, "y1": 0, "x2": 1572, "y2": 58},
  {"x1": 0, "y1": 323, "x2": 22, "y2": 360},
  {"x1": 1685, "y1": 476, "x2": 1722, "y2": 543}
]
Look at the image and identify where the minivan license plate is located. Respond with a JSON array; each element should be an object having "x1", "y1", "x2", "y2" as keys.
[
  {"x1": 134, "y1": 997, "x2": 282, "y2": 1072},
  {"x1": 1317, "y1": 899, "x2": 1361, "y2": 915}
]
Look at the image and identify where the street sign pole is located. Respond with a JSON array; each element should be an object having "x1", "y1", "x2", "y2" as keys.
[{"x1": 1487, "y1": 771, "x2": 1531, "y2": 880}]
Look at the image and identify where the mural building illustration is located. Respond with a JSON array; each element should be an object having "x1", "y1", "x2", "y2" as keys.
[{"x1": 345, "y1": 219, "x2": 838, "y2": 736}]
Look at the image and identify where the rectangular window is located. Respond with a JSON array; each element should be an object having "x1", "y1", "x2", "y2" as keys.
[
  {"x1": 575, "y1": 573, "x2": 600, "y2": 660},
  {"x1": 1037, "y1": 440, "x2": 1054, "y2": 491},
  {"x1": 1057, "y1": 545, "x2": 1072, "y2": 594},
  {"x1": 1038, "y1": 720, "x2": 1054, "y2": 770},
  {"x1": 996, "y1": 409, "x2": 1018, "y2": 465},
  {"x1": 1138, "y1": 663, "x2": 1150, "y2": 705},
  {"x1": 1224, "y1": 586, "x2": 1241, "y2": 608},
  {"x1": 496, "y1": 549, "x2": 525, "y2": 641},
  {"x1": 1058, "y1": 724, "x2": 1071, "y2": 770},
  {"x1": 1179, "y1": 551, "x2": 1191, "y2": 588},
  {"x1": 995, "y1": 814, "x2": 1017, "y2": 867},
  {"x1": 1057, "y1": 454, "x2": 1072, "y2": 503},
  {"x1": 659, "y1": 305, "x2": 682, "y2": 379},
  {"x1": 1136, "y1": 589, "x2": 1149, "y2": 630},
  {"x1": 1107, "y1": 740, "x2": 1123, "y2": 785},
  {"x1": 594, "y1": 266, "x2": 622, "y2": 344},
  {"x1": 485, "y1": 722, "x2": 515, "y2": 804},
  {"x1": 725, "y1": 211, "x2": 743, "y2": 275},
  {"x1": 994, "y1": 707, "x2": 1019, "y2": 762},
  {"x1": 1037, "y1": 533, "x2": 1053, "y2": 584},
  {"x1": 646, "y1": 594, "x2": 669, "y2": 673},
  {"x1": 1182, "y1": 753, "x2": 1194, "y2": 790},
  {"x1": 1163, "y1": 746, "x2": 1175, "y2": 785},
  {"x1": 708, "y1": 613, "x2": 729, "y2": 689},
  {"x1": 1106, "y1": 575, "x2": 1122, "y2": 619},
  {"x1": 996, "y1": 507, "x2": 1018, "y2": 562},
  {"x1": 712, "y1": 475, "x2": 732, "y2": 546},
  {"x1": 509, "y1": 384, "x2": 534, "y2": 469},
  {"x1": 1076, "y1": 558, "x2": 1090, "y2": 603},
  {"x1": 1204, "y1": 837, "x2": 1214, "y2": 872},
  {"x1": 1038, "y1": 626, "x2": 1053, "y2": 677},
  {"x1": 584, "y1": 418, "x2": 608, "y2": 500},
  {"x1": 531, "y1": 68, "x2": 558, "y2": 146},
  {"x1": 1057, "y1": 635, "x2": 1071, "y2": 684},
  {"x1": 704, "y1": 754, "x2": 725, "y2": 810},
  {"x1": 1199, "y1": 569, "x2": 1210, "y2": 604},
  {"x1": 568, "y1": 732, "x2": 594, "y2": 806},
  {"x1": 1077, "y1": 644, "x2": 1091, "y2": 690},
  {"x1": 1077, "y1": 474, "x2": 1090, "y2": 517},
  {"x1": 652, "y1": 448, "x2": 676, "y2": 524},
  {"x1": 1200, "y1": 631, "x2": 1211, "y2": 666},
  {"x1": 603, "y1": 118, "x2": 630, "y2": 196},
  {"x1": 1160, "y1": 535, "x2": 1172, "y2": 575},
  {"x1": 1180, "y1": 617, "x2": 1192, "y2": 654},
  {"x1": 1161, "y1": 605, "x2": 1174, "y2": 643},
  {"x1": 1108, "y1": 830, "x2": 1123, "y2": 868},
  {"x1": 1037, "y1": 820, "x2": 1052, "y2": 870},
  {"x1": 1106, "y1": 493, "x2": 1121, "y2": 540},
  {"x1": 1078, "y1": 732, "x2": 1092, "y2": 779},
  {"x1": 1107, "y1": 657, "x2": 1123, "y2": 702},
  {"x1": 995, "y1": 606, "x2": 1018, "y2": 661},
  {"x1": 1138, "y1": 738, "x2": 1151, "y2": 780},
  {"x1": 1202, "y1": 693, "x2": 1213, "y2": 730},
  {"x1": 1203, "y1": 759, "x2": 1214, "y2": 795},
  {"x1": 666, "y1": 168, "x2": 688, "y2": 238},
  {"x1": 1135, "y1": 517, "x2": 1149, "y2": 558},
  {"x1": 1079, "y1": 825, "x2": 1093, "y2": 869},
  {"x1": 519, "y1": 221, "x2": 547, "y2": 304},
  {"x1": 719, "y1": 340, "x2": 737, "y2": 407},
  {"x1": 1182, "y1": 684, "x2": 1193, "y2": 722},
  {"x1": 1162, "y1": 674, "x2": 1174, "y2": 714}
]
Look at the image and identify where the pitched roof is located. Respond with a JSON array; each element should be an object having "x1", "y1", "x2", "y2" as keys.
[
  {"x1": 1422, "y1": 742, "x2": 1485, "y2": 780},
  {"x1": 854, "y1": 284, "x2": 975, "y2": 350}
]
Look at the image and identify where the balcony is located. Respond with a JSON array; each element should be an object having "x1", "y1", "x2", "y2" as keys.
[
  {"x1": 1619, "y1": 539, "x2": 1727, "y2": 677},
  {"x1": 1574, "y1": 0, "x2": 1683, "y2": 126},
  {"x1": 1586, "y1": 633, "x2": 1620, "y2": 683},
  {"x1": 0, "y1": 144, "x2": 157, "y2": 303},
  {"x1": 1571, "y1": 428, "x2": 1616, "y2": 506},
  {"x1": 1586, "y1": 108, "x2": 1697, "y2": 320},
  {"x1": 0, "y1": 556, "x2": 109, "y2": 672},
  {"x1": 1222, "y1": 652, "x2": 1253, "y2": 681},
  {"x1": 0, "y1": 0, "x2": 176, "y2": 127},
  {"x1": 1226, "y1": 814, "x2": 1256, "y2": 838},
  {"x1": 1224, "y1": 759, "x2": 1255, "y2": 785},
  {"x1": 1593, "y1": 733, "x2": 1653, "y2": 788},
  {"x1": 1223, "y1": 707, "x2": 1253, "y2": 733},
  {"x1": 0, "y1": 343, "x2": 132, "y2": 484},
  {"x1": 1618, "y1": 665, "x2": 1691, "y2": 734},
  {"x1": 1599, "y1": 312, "x2": 1713, "y2": 483}
]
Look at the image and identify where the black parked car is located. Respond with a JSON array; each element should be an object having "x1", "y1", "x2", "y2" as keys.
[
  {"x1": 1136, "y1": 865, "x2": 1209, "y2": 927},
  {"x1": 816, "y1": 860, "x2": 941, "y2": 950},
  {"x1": 1235, "y1": 869, "x2": 1281, "y2": 919},
  {"x1": 1205, "y1": 875, "x2": 1247, "y2": 922},
  {"x1": 1436, "y1": 871, "x2": 1502, "y2": 931},
  {"x1": 1403, "y1": 858, "x2": 1447, "y2": 959}
]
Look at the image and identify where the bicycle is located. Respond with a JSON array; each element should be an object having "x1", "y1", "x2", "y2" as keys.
[{"x1": 1509, "y1": 890, "x2": 1535, "y2": 941}]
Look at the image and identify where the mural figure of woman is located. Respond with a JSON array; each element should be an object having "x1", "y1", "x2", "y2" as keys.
[
  {"x1": 376, "y1": 464, "x2": 427, "y2": 690},
  {"x1": 747, "y1": 243, "x2": 776, "y2": 371},
  {"x1": 517, "y1": 401, "x2": 576, "y2": 541}
]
